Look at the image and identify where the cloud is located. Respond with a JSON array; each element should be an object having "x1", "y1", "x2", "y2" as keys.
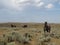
[
  {"x1": 42, "y1": 0, "x2": 58, "y2": 3},
  {"x1": 0, "y1": 0, "x2": 30, "y2": 10},
  {"x1": 0, "y1": 0, "x2": 60, "y2": 23},
  {"x1": 0, "y1": 0, "x2": 59, "y2": 10},
  {"x1": 59, "y1": 2, "x2": 60, "y2": 4},
  {"x1": 45, "y1": 4, "x2": 54, "y2": 9},
  {"x1": 35, "y1": 2, "x2": 44, "y2": 7},
  {"x1": 33, "y1": 0, "x2": 41, "y2": 3}
]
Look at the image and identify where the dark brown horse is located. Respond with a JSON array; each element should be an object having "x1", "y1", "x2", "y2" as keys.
[
  {"x1": 11, "y1": 24, "x2": 16, "y2": 27},
  {"x1": 44, "y1": 22, "x2": 51, "y2": 33},
  {"x1": 23, "y1": 25, "x2": 27, "y2": 28}
]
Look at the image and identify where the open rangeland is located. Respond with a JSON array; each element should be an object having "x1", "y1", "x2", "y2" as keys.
[{"x1": 0, "y1": 23, "x2": 60, "y2": 45}]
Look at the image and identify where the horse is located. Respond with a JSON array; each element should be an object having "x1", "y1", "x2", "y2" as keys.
[
  {"x1": 44, "y1": 22, "x2": 51, "y2": 33},
  {"x1": 11, "y1": 24, "x2": 16, "y2": 27},
  {"x1": 23, "y1": 25, "x2": 27, "y2": 28}
]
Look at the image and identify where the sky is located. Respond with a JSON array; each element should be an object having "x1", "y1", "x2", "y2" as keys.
[{"x1": 0, "y1": 0, "x2": 60, "y2": 23}]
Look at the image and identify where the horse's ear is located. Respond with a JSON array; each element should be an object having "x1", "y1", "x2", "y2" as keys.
[
  {"x1": 45, "y1": 22, "x2": 47, "y2": 24},
  {"x1": 44, "y1": 22, "x2": 48, "y2": 26}
]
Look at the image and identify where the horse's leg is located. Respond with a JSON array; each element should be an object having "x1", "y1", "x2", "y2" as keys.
[
  {"x1": 47, "y1": 30, "x2": 48, "y2": 32},
  {"x1": 49, "y1": 30, "x2": 50, "y2": 33},
  {"x1": 44, "y1": 29, "x2": 46, "y2": 33}
]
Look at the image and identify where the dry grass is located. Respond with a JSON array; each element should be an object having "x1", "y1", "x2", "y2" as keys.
[{"x1": 0, "y1": 23, "x2": 60, "y2": 45}]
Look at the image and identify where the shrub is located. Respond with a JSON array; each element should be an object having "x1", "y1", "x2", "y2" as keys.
[
  {"x1": 24, "y1": 33, "x2": 32, "y2": 38},
  {"x1": 16, "y1": 34, "x2": 23, "y2": 43},
  {"x1": 7, "y1": 42, "x2": 15, "y2": 45},
  {"x1": 50, "y1": 33, "x2": 60, "y2": 39},
  {"x1": 6, "y1": 32, "x2": 18, "y2": 43},
  {"x1": 38, "y1": 34, "x2": 51, "y2": 45},
  {"x1": 0, "y1": 41, "x2": 6, "y2": 45},
  {"x1": 22, "y1": 37, "x2": 31, "y2": 45}
]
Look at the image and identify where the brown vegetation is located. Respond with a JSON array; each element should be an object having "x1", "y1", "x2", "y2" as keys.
[{"x1": 0, "y1": 23, "x2": 60, "y2": 45}]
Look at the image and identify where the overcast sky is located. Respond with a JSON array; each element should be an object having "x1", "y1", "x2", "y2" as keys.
[{"x1": 0, "y1": 0, "x2": 60, "y2": 23}]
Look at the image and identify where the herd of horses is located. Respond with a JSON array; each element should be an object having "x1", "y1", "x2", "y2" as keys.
[
  {"x1": 11, "y1": 22, "x2": 51, "y2": 33},
  {"x1": 11, "y1": 24, "x2": 27, "y2": 28}
]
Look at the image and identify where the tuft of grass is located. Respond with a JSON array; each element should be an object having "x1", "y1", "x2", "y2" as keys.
[{"x1": 7, "y1": 42, "x2": 15, "y2": 45}]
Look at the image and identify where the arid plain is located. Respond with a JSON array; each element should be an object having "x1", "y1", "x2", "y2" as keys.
[{"x1": 0, "y1": 23, "x2": 60, "y2": 45}]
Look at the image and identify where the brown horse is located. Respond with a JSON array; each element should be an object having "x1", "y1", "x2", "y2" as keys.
[
  {"x1": 11, "y1": 24, "x2": 16, "y2": 27},
  {"x1": 23, "y1": 25, "x2": 27, "y2": 28},
  {"x1": 44, "y1": 22, "x2": 51, "y2": 33}
]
